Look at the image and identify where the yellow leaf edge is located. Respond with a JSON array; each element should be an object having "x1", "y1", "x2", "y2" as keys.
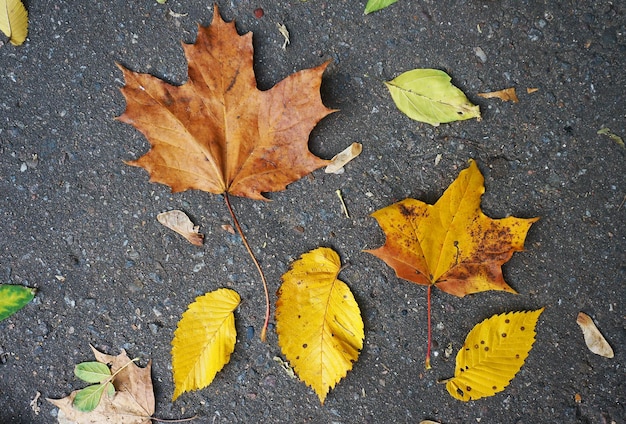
[
  {"x1": 171, "y1": 288, "x2": 240, "y2": 401},
  {"x1": 276, "y1": 247, "x2": 365, "y2": 404},
  {"x1": 0, "y1": 0, "x2": 28, "y2": 46},
  {"x1": 445, "y1": 307, "x2": 545, "y2": 402}
]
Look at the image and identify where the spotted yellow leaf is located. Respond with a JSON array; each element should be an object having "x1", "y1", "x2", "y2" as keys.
[
  {"x1": 446, "y1": 308, "x2": 544, "y2": 401},
  {"x1": 276, "y1": 247, "x2": 364, "y2": 403},
  {"x1": 171, "y1": 288, "x2": 240, "y2": 400}
]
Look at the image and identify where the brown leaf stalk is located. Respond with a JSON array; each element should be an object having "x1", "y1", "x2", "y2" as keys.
[
  {"x1": 224, "y1": 193, "x2": 270, "y2": 341},
  {"x1": 425, "y1": 285, "x2": 432, "y2": 369}
]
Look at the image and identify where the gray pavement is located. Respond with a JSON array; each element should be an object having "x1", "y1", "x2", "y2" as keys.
[{"x1": 1, "y1": 1, "x2": 624, "y2": 423}]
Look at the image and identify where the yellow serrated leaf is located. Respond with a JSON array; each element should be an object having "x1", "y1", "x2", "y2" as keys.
[
  {"x1": 0, "y1": 0, "x2": 28, "y2": 46},
  {"x1": 171, "y1": 288, "x2": 240, "y2": 400},
  {"x1": 446, "y1": 308, "x2": 544, "y2": 401},
  {"x1": 276, "y1": 247, "x2": 364, "y2": 403}
]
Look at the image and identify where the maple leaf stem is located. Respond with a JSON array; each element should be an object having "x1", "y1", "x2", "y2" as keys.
[
  {"x1": 223, "y1": 193, "x2": 270, "y2": 342},
  {"x1": 425, "y1": 285, "x2": 432, "y2": 370}
]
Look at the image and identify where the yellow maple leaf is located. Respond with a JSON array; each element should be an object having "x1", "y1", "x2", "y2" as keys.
[
  {"x1": 446, "y1": 308, "x2": 544, "y2": 401},
  {"x1": 366, "y1": 159, "x2": 538, "y2": 297},
  {"x1": 276, "y1": 247, "x2": 364, "y2": 403},
  {"x1": 171, "y1": 288, "x2": 240, "y2": 400}
]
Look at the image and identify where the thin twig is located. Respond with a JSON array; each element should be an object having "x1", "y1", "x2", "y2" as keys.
[{"x1": 223, "y1": 193, "x2": 270, "y2": 341}]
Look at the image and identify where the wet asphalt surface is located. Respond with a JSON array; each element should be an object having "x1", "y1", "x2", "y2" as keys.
[{"x1": 0, "y1": 1, "x2": 624, "y2": 423}]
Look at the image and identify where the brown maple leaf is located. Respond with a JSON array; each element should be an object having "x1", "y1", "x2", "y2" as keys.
[
  {"x1": 116, "y1": 5, "x2": 335, "y2": 340},
  {"x1": 48, "y1": 346, "x2": 154, "y2": 424},
  {"x1": 117, "y1": 5, "x2": 335, "y2": 200},
  {"x1": 366, "y1": 160, "x2": 538, "y2": 367}
]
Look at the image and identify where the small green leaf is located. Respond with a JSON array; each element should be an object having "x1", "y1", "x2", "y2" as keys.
[
  {"x1": 364, "y1": 0, "x2": 398, "y2": 14},
  {"x1": 0, "y1": 284, "x2": 35, "y2": 321},
  {"x1": 74, "y1": 362, "x2": 111, "y2": 383},
  {"x1": 597, "y1": 127, "x2": 625, "y2": 148},
  {"x1": 385, "y1": 68, "x2": 481, "y2": 126},
  {"x1": 72, "y1": 383, "x2": 110, "y2": 412}
]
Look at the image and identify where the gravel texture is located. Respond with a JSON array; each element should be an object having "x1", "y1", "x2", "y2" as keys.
[{"x1": 0, "y1": 1, "x2": 624, "y2": 423}]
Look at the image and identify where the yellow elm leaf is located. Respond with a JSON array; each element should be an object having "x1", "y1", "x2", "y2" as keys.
[
  {"x1": 0, "y1": 0, "x2": 28, "y2": 46},
  {"x1": 446, "y1": 308, "x2": 544, "y2": 401},
  {"x1": 171, "y1": 288, "x2": 240, "y2": 400},
  {"x1": 276, "y1": 247, "x2": 364, "y2": 404}
]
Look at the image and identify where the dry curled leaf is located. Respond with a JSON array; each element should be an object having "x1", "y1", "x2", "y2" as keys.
[
  {"x1": 325, "y1": 142, "x2": 362, "y2": 174},
  {"x1": 477, "y1": 87, "x2": 519, "y2": 103},
  {"x1": 48, "y1": 346, "x2": 154, "y2": 424},
  {"x1": 576, "y1": 312, "x2": 614, "y2": 358},
  {"x1": 118, "y1": 4, "x2": 335, "y2": 201},
  {"x1": 157, "y1": 210, "x2": 203, "y2": 246}
]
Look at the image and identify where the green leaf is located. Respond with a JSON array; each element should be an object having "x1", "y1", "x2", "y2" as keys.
[
  {"x1": 74, "y1": 362, "x2": 111, "y2": 383},
  {"x1": 72, "y1": 382, "x2": 113, "y2": 412},
  {"x1": 385, "y1": 69, "x2": 481, "y2": 126},
  {"x1": 364, "y1": 0, "x2": 398, "y2": 14},
  {"x1": 0, "y1": 284, "x2": 35, "y2": 321}
]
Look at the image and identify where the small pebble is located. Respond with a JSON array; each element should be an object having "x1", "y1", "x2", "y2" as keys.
[
  {"x1": 473, "y1": 46, "x2": 487, "y2": 63},
  {"x1": 254, "y1": 8, "x2": 264, "y2": 18},
  {"x1": 246, "y1": 326, "x2": 254, "y2": 341}
]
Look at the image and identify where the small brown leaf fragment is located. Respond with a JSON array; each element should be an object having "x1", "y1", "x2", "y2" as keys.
[
  {"x1": 574, "y1": 393, "x2": 582, "y2": 403},
  {"x1": 221, "y1": 224, "x2": 235, "y2": 234},
  {"x1": 478, "y1": 87, "x2": 519, "y2": 103},
  {"x1": 157, "y1": 210, "x2": 203, "y2": 246},
  {"x1": 325, "y1": 142, "x2": 362, "y2": 174},
  {"x1": 576, "y1": 312, "x2": 614, "y2": 358},
  {"x1": 526, "y1": 87, "x2": 539, "y2": 94}
]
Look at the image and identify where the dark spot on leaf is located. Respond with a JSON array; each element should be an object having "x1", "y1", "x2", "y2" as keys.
[
  {"x1": 457, "y1": 388, "x2": 464, "y2": 396},
  {"x1": 302, "y1": 343, "x2": 308, "y2": 348},
  {"x1": 480, "y1": 340, "x2": 485, "y2": 344},
  {"x1": 520, "y1": 326, "x2": 525, "y2": 331},
  {"x1": 465, "y1": 365, "x2": 469, "y2": 370},
  {"x1": 505, "y1": 319, "x2": 510, "y2": 324},
  {"x1": 492, "y1": 385, "x2": 497, "y2": 390},
  {"x1": 484, "y1": 347, "x2": 489, "y2": 351},
  {"x1": 466, "y1": 386, "x2": 472, "y2": 391},
  {"x1": 460, "y1": 368, "x2": 464, "y2": 372},
  {"x1": 474, "y1": 344, "x2": 479, "y2": 349},
  {"x1": 501, "y1": 333, "x2": 507, "y2": 338},
  {"x1": 465, "y1": 348, "x2": 470, "y2": 351},
  {"x1": 515, "y1": 354, "x2": 520, "y2": 359},
  {"x1": 398, "y1": 203, "x2": 416, "y2": 218},
  {"x1": 296, "y1": 356, "x2": 299, "y2": 360}
]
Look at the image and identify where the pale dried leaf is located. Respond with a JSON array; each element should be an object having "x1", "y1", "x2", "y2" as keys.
[
  {"x1": 157, "y1": 210, "x2": 203, "y2": 246},
  {"x1": 576, "y1": 312, "x2": 614, "y2": 358},
  {"x1": 277, "y1": 23, "x2": 289, "y2": 49},
  {"x1": 325, "y1": 143, "x2": 362, "y2": 174},
  {"x1": 477, "y1": 87, "x2": 519, "y2": 103}
]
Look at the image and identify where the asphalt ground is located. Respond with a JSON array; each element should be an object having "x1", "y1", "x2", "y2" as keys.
[{"x1": 0, "y1": 1, "x2": 624, "y2": 423}]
